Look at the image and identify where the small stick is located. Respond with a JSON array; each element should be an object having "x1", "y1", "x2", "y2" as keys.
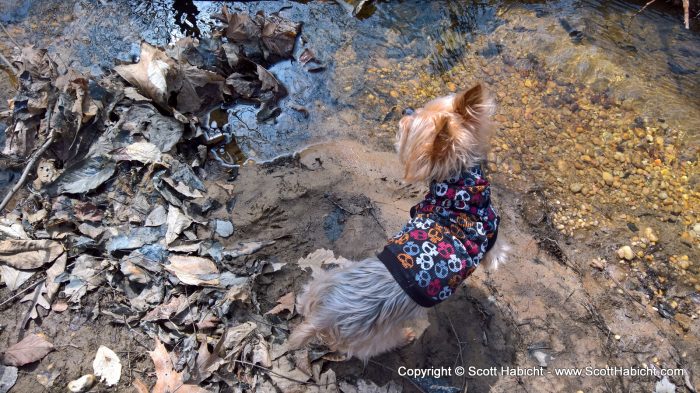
[
  {"x1": 231, "y1": 359, "x2": 331, "y2": 386},
  {"x1": 0, "y1": 126, "x2": 56, "y2": 212},
  {"x1": 0, "y1": 51, "x2": 18, "y2": 75}
]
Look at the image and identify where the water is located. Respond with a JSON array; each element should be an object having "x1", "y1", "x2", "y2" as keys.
[{"x1": 0, "y1": 0, "x2": 698, "y2": 308}]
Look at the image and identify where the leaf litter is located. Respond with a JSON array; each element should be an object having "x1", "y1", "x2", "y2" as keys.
[{"x1": 0, "y1": 5, "x2": 350, "y2": 392}]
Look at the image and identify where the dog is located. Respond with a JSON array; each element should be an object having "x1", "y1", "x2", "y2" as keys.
[{"x1": 289, "y1": 84, "x2": 507, "y2": 361}]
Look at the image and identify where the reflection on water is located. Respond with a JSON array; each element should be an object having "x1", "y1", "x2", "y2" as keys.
[{"x1": 0, "y1": 0, "x2": 698, "y2": 308}]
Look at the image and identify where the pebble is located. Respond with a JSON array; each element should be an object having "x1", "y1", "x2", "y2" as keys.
[
  {"x1": 614, "y1": 334, "x2": 621, "y2": 340},
  {"x1": 617, "y1": 245, "x2": 634, "y2": 261},
  {"x1": 214, "y1": 220, "x2": 234, "y2": 238},
  {"x1": 675, "y1": 314, "x2": 692, "y2": 332},
  {"x1": 570, "y1": 183, "x2": 583, "y2": 193},
  {"x1": 389, "y1": 90, "x2": 399, "y2": 98},
  {"x1": 658, "y1": 191, "x2": 668, "y2": 200},
  {"x1": 643, "y1": 227, "x2": 658, "y2": 243},
  {"x1": 602, "y1": 171, "x2": 614, "y2": 185},
  {"x1": 68, "y1": 374, "x2": 96, "y2": 393}
]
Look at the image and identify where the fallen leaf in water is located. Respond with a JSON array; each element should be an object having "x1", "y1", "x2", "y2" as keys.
[
  {"x1": 115, "y1": 42, "x2": 176, "y2": 108},
  {"x1": 165, "y1": 255, "x2": 219, "y2": 286},
  {"x1": 1, "y1": 334, "x2": 54, "y2": 366},
  {"x1": 258, "y1": 13, "x2": 301, "y2": 62},
  {"x1": 150, "y1": 339, "x2": 207, "y2": 393},
  {"x1": 111, "y1": 141, "x2": 162, "y2": 164},
  {"x1": 168, "y1": 64, "x2": 225, "y2": 115},
  {"x1": 265, "y1": 292, "x2": 295, "y2": 318},
  {"x1": 92, "y1": 346, "x2": 121, "y2": 387},
  {"x1": 0, "y1": 239, "x2": 63, "y2": 269},
  {"x1": 165, "y1": 206, "x2": 193, "y2": 244}
]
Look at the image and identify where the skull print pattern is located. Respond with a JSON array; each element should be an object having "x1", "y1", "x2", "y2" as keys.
[{"x1": 377, "y1": 165, "x2": 499, "y2": 307}]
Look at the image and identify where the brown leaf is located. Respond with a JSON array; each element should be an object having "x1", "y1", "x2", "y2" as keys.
[
  {"x1": 142, "y1": 295, "x2": 186, "y2": 322},
  {"x1": 149, "y1": 339, "x2": 207, "y2": 393},
  {"x1": 258, "y1": 13, "x2": 300, "y2": 61},
  {"x1": 114, "y1": 42, "x2": 176, "y2": 108},
  {"x1": 164, "y1": 255, "x2": 219, "y2": 286},
  {"x1": 168, "y1": 63, "x2": 225, "y2": 115},
  {"x1": 0, "y1": 239, "x2": 64, "y2": 269},
  {"x1": 2, "y1": 334, "x2": 54, "y2": 366},
  {"x1": 132, "y1": 378, "x2": 149, "y2": 393},
  {"x1": 265, "y1": 292, "x2": 295, "y2": 318}
]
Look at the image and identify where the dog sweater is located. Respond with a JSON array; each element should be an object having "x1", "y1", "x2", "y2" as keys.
[{"x1": 377, "y1": 165, "x2": 499, "y2": 307}]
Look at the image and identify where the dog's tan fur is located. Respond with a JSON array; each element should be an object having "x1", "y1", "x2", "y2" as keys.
[{"x1": 289, "y1": 84, "x2": 506, "y2": 360}]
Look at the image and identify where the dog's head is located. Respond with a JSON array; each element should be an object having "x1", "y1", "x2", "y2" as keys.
[{"x1": 396, "y1": 84, "x2": 494, "y2": 183}]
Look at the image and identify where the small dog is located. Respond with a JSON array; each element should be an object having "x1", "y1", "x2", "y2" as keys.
[{"x1": 289, "y1": 84, "x2": 507, "y2": 361}]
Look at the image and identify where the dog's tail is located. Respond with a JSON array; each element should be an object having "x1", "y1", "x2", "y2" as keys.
[{"x1": 481, "y1": 238, "x2": 509, "y2": 270}]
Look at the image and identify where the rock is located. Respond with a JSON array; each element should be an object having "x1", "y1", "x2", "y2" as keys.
[
  {"x1": 570, "y1": 183, "x2": 583, "y2": 193},
  {"x1": 590, "y1": 258, "x2": 606, "y2": 271},
  {"x1": 675, "y1": 314, "x2": 692, "y2": 332},
  {"x1": 214, "y1": 219, "x2": 234, "y2": 238},
  {"x1": 602, "y1": 171, "x2": 614, "y2": 185},
  {"x1": 643, "y1": 227, "x2": 658, "y2": 243},
  {"x1": 617, "y1": 245, "x2": 634, "y2": 261},
  {"x1": 67, "y1": 374, "x2": 96, "y2": 393}
]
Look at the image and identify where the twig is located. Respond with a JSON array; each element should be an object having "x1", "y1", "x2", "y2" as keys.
[
  {"x1": 631, "y1": 0, "x2": 658, "y2": 20},
  {"x1": 231, "y1": 359, "x2": 333, "y2": 387},
  {"x1": 0, "y1": 124, "x2": 56, "y2": 212},
  {"x1": 0, "y1": 278, "x2": 44, "y2": 308},
  {"x1": 0, "y1": 51, "x2": 18, "y2": 76},
  {"x1": 0, "y1": 23, "x2": 21, "y2": 50}
]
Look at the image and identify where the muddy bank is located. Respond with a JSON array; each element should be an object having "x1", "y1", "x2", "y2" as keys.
[{"x1": 223, "y1": 140, "x2": 698, "y2": 392}]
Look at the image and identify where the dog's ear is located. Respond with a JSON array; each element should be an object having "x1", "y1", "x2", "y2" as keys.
[
  {"x1": 430, "y1": 114, "x2": 454, "y2": 162},
  {"x1": 453, "y1": 84, "x2": 490, "y2": 124}
]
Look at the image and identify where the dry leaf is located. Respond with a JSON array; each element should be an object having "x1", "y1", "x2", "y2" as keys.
[
  {"x1": 0, "y1": 265, "x2": 34, "y2": 291},
  {"x1": 0, "y1": 239, "x2": 63, "y2": 269},
  {"x1": 222, "y1": 322, "x2": 257, "y2": 354},
  {"x1": 296, "y1": 249, "x2": 350, "y2": 279},
  {"x1": 132, "y1": 378, "x2": 149, "y2": 393},
  {"x1": 265, "y1": 291, "x2": 295, "y2": 318},
  {"x1": 251, "y1": 337, "x2": 271, "y2": 368},
  {"x1": 149, "y1": 339, "x2": 207, "y2": 393},
  {"x1": 165, "y1": 255, "x2": 219, "y2": 286},
  {"x1": 165, "y1": 206, "x2": 193, "y2": 244},
  {"x1": 145, "y1": 205, "x2": 167, "y2": 227},
  {"x1": 142, "y1": 295, "x2": 186, "y2": 322},
  {"x1": 111, "y1": 141, "x2": 162, "y2": 164},
  {"x1": 115, "y1": 42, "x2": 176, "y2": 108},
  {"x1": 1, "y1": 334, "x2": 54, "y2": 366},
  {"x1": 92, "y1": 346, "x2": 121, "y2": 387}
]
